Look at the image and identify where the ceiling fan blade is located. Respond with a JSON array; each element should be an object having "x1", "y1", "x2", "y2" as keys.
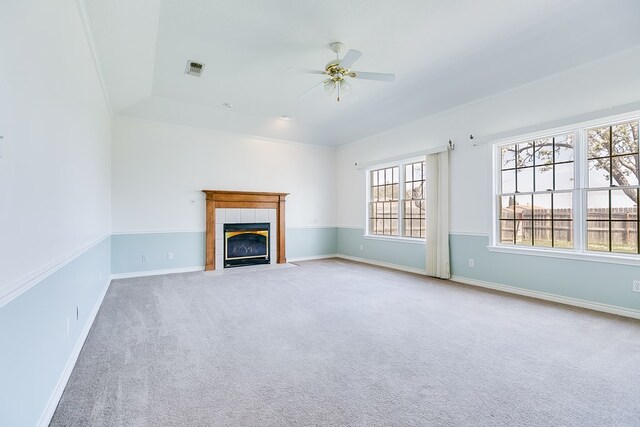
[
  {"x1": 298, "y1": 80, "x2": 327, "y2": 98},
  {"x1": 339, "y1": 49, "x2": 362, "y2": 70},
  {"x1": 351, "y1": 71, "x2": 395, "y2": 82},
  {"x1": 288, "y1": 67, "x2": 326, "y2": 75}
]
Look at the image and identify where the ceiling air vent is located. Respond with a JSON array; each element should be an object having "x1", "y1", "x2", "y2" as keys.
[{"x1": 185, "y1": 60, "x2": 204, "y2": 77}]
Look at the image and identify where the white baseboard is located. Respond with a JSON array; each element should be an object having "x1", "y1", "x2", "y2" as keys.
[
  {"x1": 288, "y1": 254, "x2": 338, "y2": 262},
  {"x1": 111, "y1": 266, "x2": 204, "y2": 280},
  {"x1": 451, "y1": 275, "x2": 640, "y2": 320},
  {"x1": 336, "y1": 254, "x2": 428, "y2": 276},
  {"x1": 38, "y1": 277, "x2": 112, "y2": 427}
]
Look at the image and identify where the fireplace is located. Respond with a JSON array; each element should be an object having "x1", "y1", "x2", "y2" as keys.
[
  {"x1": 202, "y1": 191, "x2": 288, "y2": 270},
  {"x1": 223, "y1": 223, "x2": 270, "y2": 268}
]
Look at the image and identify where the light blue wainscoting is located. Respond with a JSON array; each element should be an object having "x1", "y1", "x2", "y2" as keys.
[
  {"x1": 287, "y1": 227, "x2": 337, "y2": 259},
  {"x1": 336, "y1": 227, "x2": 426, "y2": 271},
  {"x1": 0, "y1": 236, "x2": 111, "y2": 427},
  {"x1": 450, "y1": 234, "x2": 640, "y2": 314},
  {"x1": 112, "y1": 228, "x2": 339, "y2": 275},
  {"x1": 111, "y1": 232, "x2": 205, "y2": 275}
]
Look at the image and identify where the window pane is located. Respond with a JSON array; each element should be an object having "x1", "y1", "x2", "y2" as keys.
[
  {"x1": 534, "y1": 138, "x2": 553, "y2": 165},
  {"x1": 553, "y1": 221, "x2": 573, "y2": 248},
  {"x1": 588, "y1": 158, "x2": 610, "y2": 188},
  {"x1": 500, "y1": 220, "x2": 514, "y2": 244},
  {"x1": 587, "y1": 221, "x2": 609, "y2": 252},
  {"x1": 534, "y1": 166, "x2": 553, "y2": 191},
  {"x1": 516, "y1": 167, "x2": 533, "y2": 193},
  {"x1": 412, "y1": 181, "x2": 423, "y2": 199},
  {"x1": 554, "y1": 162, "x2": 574, "y2": 190},
  {"x1": 392, "y1": 167, "x2": 399, "y2": 184},
  {"x1": 515, "y1": 194, "x2": 532, "y2": 220},
  {"x1": 555, "y1": 134, "x2": 574, "y2": 163},
  {"x1": 587, "y1": 190, "x2": 609, "y2": 220},
  {"x1": 403, "y1": 219, "x2": 411, "y2": 236},
  {"x1": 611, "y1": 189, "x2": 638, "y2": 220},
  {"x1": 500, "y1": 196, "x2": 514, "y2": 219},
  {"x1": 587, "y1": 126, "x2": 610, "y2": 159},
  {"x1": 612, "y1": 121, "x2": 638, "y2": 155},
  {"x1": 501, "y1": 145, "x2": 516, "y2": 170},
  {"x1": 414, "y1": 162, "x2": 423, "y2": 180},
  {"x1": 532, "y1": 193, "x2": 551, "y2": 219},
  {"x1": 553, "y1": 193, "x2": 573, "y2": 220},
  {"x1": 390, "y1": 218, "x2": 399, "y2": 236},
  {"x1": 412, "y1": 219, "x2": 424, "y2": 238},
  {"x1": 517, "y1": 142, "x2": 534, "y2": 167},
  {"x1": 611, "y1": 221, "x2": 637, "y2": 254},
  {"x1": 611, "y1": 155, "x2": 638, "y2": 187},
  {"x1": 516, "y1": 220, "x2": 532, "y2": 245},
  {"x1": 533, "y1": 220, "x2": 552, "y2": 247},
  {"x1": 371, "y1": 171, "x2": 378, "y2": 186},
  {"x1": 502, "y1": 169, "x2": 515, "y2": 193}
]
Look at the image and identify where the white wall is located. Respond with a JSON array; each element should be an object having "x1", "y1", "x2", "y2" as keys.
[
  {"x1": 0, "y1": 0, "x2": 111, "y2": 296},
  {"x1": 337, "y1": 46, "x2": 640, "y2": 233},
  {"x1": 111, "y1": 117, "x2": 336, "y2": 232}
]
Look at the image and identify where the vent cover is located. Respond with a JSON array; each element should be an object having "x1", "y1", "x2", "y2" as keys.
[{"x1": 185, "y1": 60, "x2": 204, "y2": 77}]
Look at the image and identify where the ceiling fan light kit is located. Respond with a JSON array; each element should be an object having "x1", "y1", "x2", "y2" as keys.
[{"x1": 294, "y1": 41, "x2": 395, "y2": 102}]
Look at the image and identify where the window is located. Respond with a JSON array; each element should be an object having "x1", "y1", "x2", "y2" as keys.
[
  {"x1": 369, "y1": 166, "x2": 399, "y2": 236},
  {"x1": 498, "y1": 134, "x2": 575, "y2": 248},
  {"x1": 403, "y1": 162, "x2": 426, "y2": 237},
  {"x1": 368, "y1": 159, "x2": 425, "y2": 238},
  {"x1": 494, "y1": 116, "x2": 640, "y2": 257},
  {"x1": 586, "y1": 120, "x2": 639, "y2": 253}
]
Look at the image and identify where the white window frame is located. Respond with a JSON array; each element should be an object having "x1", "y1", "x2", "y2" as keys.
[
  {"x1": 490, "y1": 110, "x2": 640, "y2": 266},
  {"x1": 365, "y1": 156, "x2": 426, "y2": 244}
]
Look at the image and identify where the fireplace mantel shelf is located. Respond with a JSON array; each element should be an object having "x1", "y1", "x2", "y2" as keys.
[{"x1": 202, "y1": 190, "x2": 289, "y2": 270}]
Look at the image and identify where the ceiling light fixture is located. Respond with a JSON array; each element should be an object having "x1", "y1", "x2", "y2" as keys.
[
  {"x1": 293, "y1": 42, "x2": 395, "y2": 102},
  {"x1": 279, "y1": 115, "x2": 292, "y2": 120},
  {"x1": 222, "y1": 102, "x2": 233, "y2": 109}
]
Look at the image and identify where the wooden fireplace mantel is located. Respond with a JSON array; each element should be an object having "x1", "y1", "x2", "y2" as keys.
[{"x1": 202, "y1": 190, "x2": 289, "y2": 270}]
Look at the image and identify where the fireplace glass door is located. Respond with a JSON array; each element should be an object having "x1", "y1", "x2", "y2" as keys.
[{"x1": 223, "y1": 223, "x2": 270, "y2": 267}]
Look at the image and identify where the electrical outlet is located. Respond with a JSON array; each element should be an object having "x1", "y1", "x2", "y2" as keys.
[
  {"x1": 633, "y1": 280, "x2": 640, "y2": 293},
  {"x1": 167, "y1": 252, "x2": 174, "y2": 260},
  {"x1": 360, "y1": 245, "x2": 364, "y2": 251},
  {"x1": 468, "y1": 258, "x2": 475, "y2": 268},
  {"x1": 141, "y1": 255, "x2": 148, "y2": 262}
]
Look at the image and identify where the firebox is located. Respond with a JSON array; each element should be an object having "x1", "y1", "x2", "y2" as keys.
[{"x1": 223, "y1": 223, "x2": 270, "y2": 268}]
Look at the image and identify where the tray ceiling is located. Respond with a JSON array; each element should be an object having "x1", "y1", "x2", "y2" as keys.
[{"x1": 81, "y1": 0, "x2": 640, "y2": 146}]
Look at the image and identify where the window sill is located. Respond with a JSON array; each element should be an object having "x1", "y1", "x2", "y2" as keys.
[
  {"x1": 364, "y1": 234, "x2": 426, "y2": 245},
  {"x1": 487, "y1": 244, "x2": 640, "y2": 266}
]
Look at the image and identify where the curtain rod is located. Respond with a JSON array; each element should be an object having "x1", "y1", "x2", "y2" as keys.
[{"x1": 355, "y1": 141, "x2": 453, "y2": 170}]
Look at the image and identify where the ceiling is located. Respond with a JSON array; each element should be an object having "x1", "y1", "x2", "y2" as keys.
[{"x1": 82, "y1": 0, "x2": 640, "y2": 147}]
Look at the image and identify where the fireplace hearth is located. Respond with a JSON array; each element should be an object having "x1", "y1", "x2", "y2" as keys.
[{"x1": 224, "y1": 223, "x2": 270, "y2": 268}]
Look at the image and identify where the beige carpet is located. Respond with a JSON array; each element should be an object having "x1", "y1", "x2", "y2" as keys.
[{"x1": 51, "y1": 259, "x2": 640, "y2": 426}]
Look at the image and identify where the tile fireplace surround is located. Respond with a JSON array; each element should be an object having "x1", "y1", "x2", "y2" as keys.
[
  {"x1": 215, "y1": 208, "x2": 276, "y2": 270},
  {"x1": 202, "y1": 190, "x2": 289, "y2": 270}
]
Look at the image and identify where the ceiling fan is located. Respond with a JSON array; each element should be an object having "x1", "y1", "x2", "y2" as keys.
[{"x1": 293, "y1": 42, "x2": 395, "y2": 102}]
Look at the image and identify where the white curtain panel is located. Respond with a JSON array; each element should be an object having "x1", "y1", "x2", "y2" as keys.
[{"x1": 425, "y1": 150, "x2": 450, "y2": 279}]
